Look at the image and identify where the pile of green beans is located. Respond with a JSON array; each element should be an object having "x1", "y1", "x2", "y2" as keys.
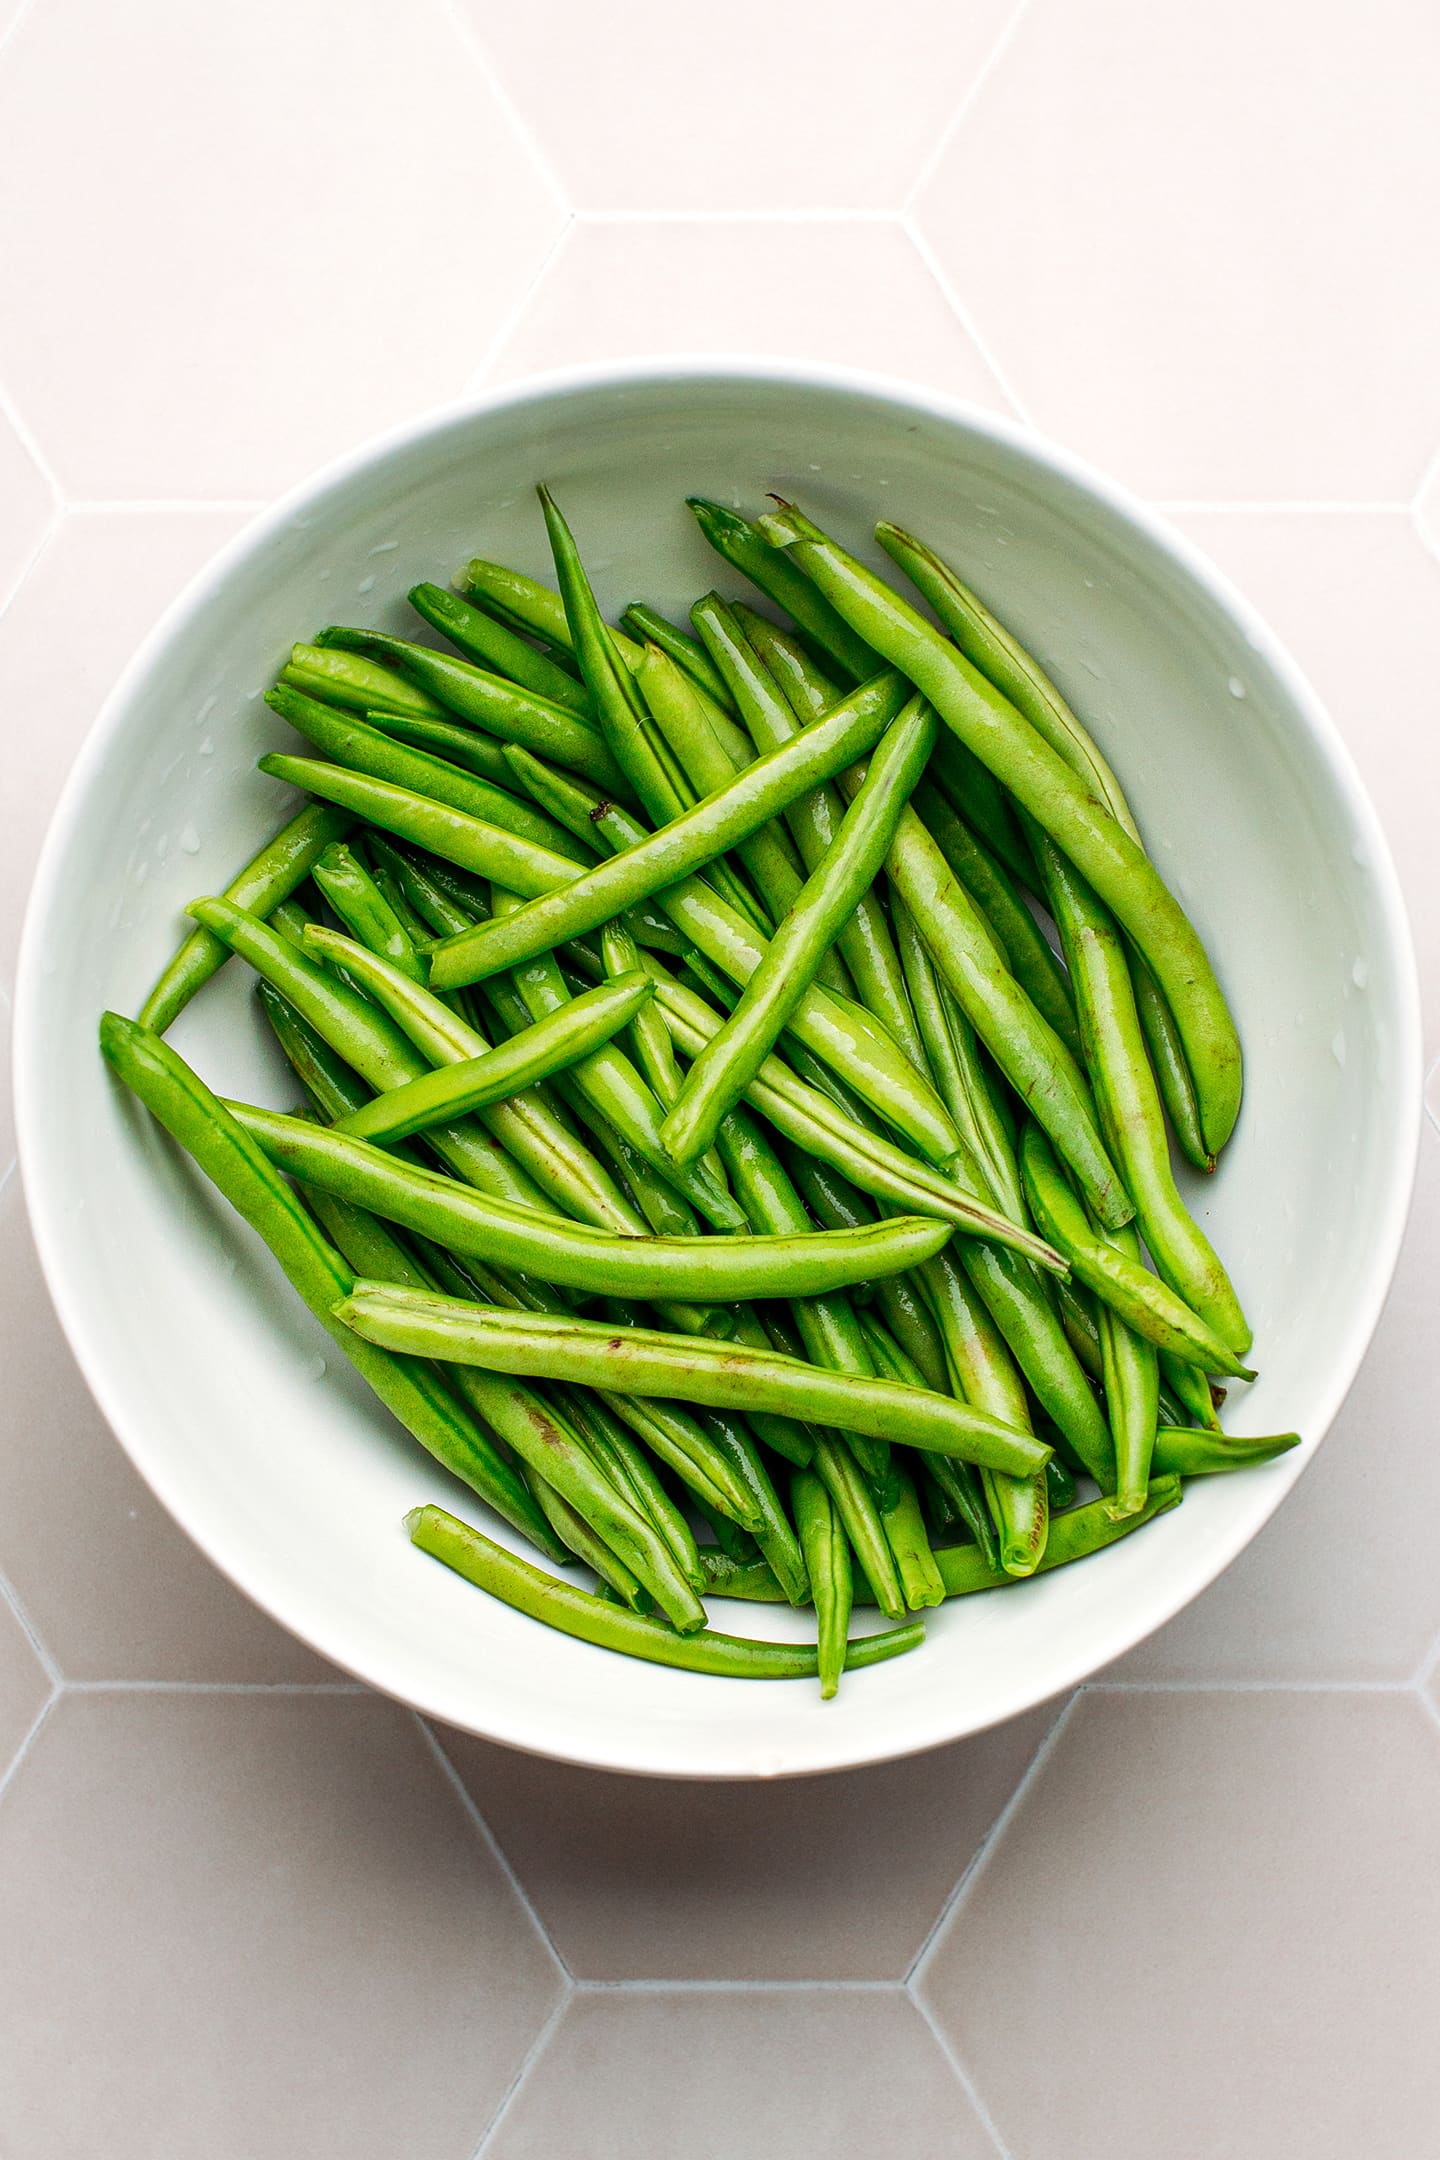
[{"x1": 108, "y1": 481, "x2": 1295, "y2": 1700}]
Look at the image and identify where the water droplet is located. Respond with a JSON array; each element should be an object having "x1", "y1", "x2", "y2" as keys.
[
  {"x1": 198, "y1": 735, "x2": 214, "y2": 756},
  {"x1": 246, "y1": 687, "x2": 262, "y2": 701},
  {"x1": 179, "y1": 823, "x2": 200, "y2": 854},
  {"x1": 194, "y1": 693, "x2": 217, "y2": 726},
  {"x1": 1083, "y1": 577, "x2": 1095, "y2": 589},
  {"x1": 807, "y1": 463, "x2": 821, "y2": 472},
  {"x1": 1227, "y1": 676, "x2": 1246, "y2": 699},
  {"x1": 1331, "y1": 1029, "x2": 1347, "y2": 1067},
  {"x1": 356, "y1": 575, "x2": 376, "y2": 595},
  {"x1": 304, "y1": 1354, "x2": 327, "y2": 1381},
  {"x1": 1352, "y1": 957, "x2": 1369, "y2": 988},
  {"x1": 368, "y1": 539, "x2": 399, "y2": 555}
]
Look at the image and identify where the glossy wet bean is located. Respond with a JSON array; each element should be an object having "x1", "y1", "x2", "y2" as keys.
[
  {"x1": 408, "y1": 581, "x2": 593, "y2": 717},
  {"x1": 791, "y1": 1468, "x2": 852, "y2": 1697}
]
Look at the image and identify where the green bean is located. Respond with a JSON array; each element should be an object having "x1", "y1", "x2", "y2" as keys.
[
  {"x1": 790, "y1": 1469, "x2": 851, "y2": 1697},
  {"x1": 591, "y1": 1390, "x2": 762, "y2": 1530},
  {"x1": 339, "y1": 1285, "x2": 1051, "y2": 1476},
  {"x1": 913, "y1": 781, "x2": 1080, "y2": 1060},
  {"x1": 687, "y1": 497, "x2": 879, "y2": 682},
  {"x1": 1053, "y1": 1272, "x2": 1104, "y2": 1382},
  {"x1": 1045, "y1": 1455, "x2": 1078, "y2": 1511},
  {"x1": 662, "y1": 699, "x2": 936, "y2": 1167},
  {"x1": 407, "y1": 1503, "x2": 925, "y2": 1678},
  {"x1": 697, "y1": 1547, "x2": 788, "y2": 1602},
  {"x1": 879, "y1": 1467, "x2": 946, "y2": 1610},
  {"x1": 1160, "y1": 1352, "x2": 1224, "y2": 1433},
  {"x1": 1094, "y1": 1219, "x2": 1160, "y2": 1518},
  {"x1": 1039, "y1": 837, "x2": 1251, "y2": 1355},
  {"x1": 267, "y1": 683, "x2": 587, "y2": 861},
  {"x1": 926, "y1": 732, "x2": 1034, "y2": 888},
  {"x1": 98, "y1": 1013, "x2": 564, "y2": 1556},
  {"x1": 913, "y1": 527, "x2": 1203, "y2": 1152},
  {"x1": 720, "y1": 603, "x2": 927, "y2": 1068},
  {"x1": 281, "y1": 642, "x2": 447, "y2": 721},
  {"x1": 1151, "y1": 1427, "x2": 1300, "y2": 1476},
  {"x1": 316, "y1": 623, "x2": 629, "y2": 796},
  {"x1": 1020, "y1": 1124, "x2": 1255, "y2": 1379},
  {"x1": 856, "y1": 1310, "x2": 1001, "y2": 1566},
  {"x1": 712, "y1": 1307, "x2": 817, "y2": 1468},
  {"x1": 761, "y1": 503, "x2": 1243, "y2": 1157},
  {"x1": 715, "y1": 1106, "x2": 893, "y2": 1498},
  {"x1": 531, "y1": 1479, "x2": 651, "y2": 1610},
  {"x1": 491, "y1": 892, "x2": 746, "y2": 1235},
  {"x1": 472, "y1": 744, "x2": 966, "y2": 1179},
  {"x1": 833, "y1": 766, "x2": 1131, "y2": 1230},
  {"x1": 258, "y1": 980, "x2": 373, "y2": 1123},
  {"x1": 137, "y1": 803, "x2": 353, "y2": 1033},
  {"x1": 962, "y1": 1242, "x2": 1117, "y2": 1492},
  {"x1": 409, "y1": 580, "x2": 594, "y2": 717},
  {"x1": 312, "y1": 841, "x2": 425, "y2": 983},
  {"x1": 919, "y1": 1249, "x2": 1049, "y2": 1577},
  {"x1": 553, "y1": 1389, "x2": 707, "y2": 1593},
  {"x1": 643, "y1": 967, "x2": 1067, "y2": 1266},
  {"x1": 423, "y1": 670, "x2": 907, "y2": 985},
  {"x1": 257, "y1": 752, "x2": 579, "y2": 893},
  {"x1": 688, "y1": 1407, "x2": 810, "y2": 1606},
  {"x1": 361, "y1": 707, "x2": 531, "y2": 793},
  {"x1": 324, "y1": 972, "x2": 654, "y2": 1145},
  {"x1": 892, "y1": 897, "x2": 1025, "y2": 1226},
  {"x1": 867, "y1": 1275, "x2": 951, "y2": 1397},
  {"x1": 621, "y1": 602, "x2": 739, "y2": 714},
  {"x1": 809, "y1": 1432, "x2": 906, "y2": 1618}
]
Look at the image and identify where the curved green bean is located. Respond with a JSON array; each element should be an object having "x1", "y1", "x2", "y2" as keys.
[
  {"x1": 97, "y1": 1014, "x2": 560, "y2": 1557},
  {"x1": 1020, "y1": 1124, "x2": 1256, "y2": 1379},
  {"x1": 312, "y1": 840, "x2": 425, "y2": 983},
  {"x1": 687, "y1": 497, "x2": 879, "y2": 682},
  {"x1": 282, "y1": 642, "x2": 447, "y2": 721},
  {"x1": 1151, "y1": 1427, "x2": 1300, "y2": 1476},
  {"x1": 423, "y1": 670, "x2": 908, "y2": 986},
  {"x1": 622, "y1": 602, "x2": 738, "y2": 714},
  {"x1": 662, "y1": 698, "x2": 936, "y2": 1167},
  {"x1": 409, "y1": 581, "x2": 593, "y2": 717},
  {"x1": 760, "y1": 502, "x2": 1243, "y2": 1156},
  {"x1": 407, "y1": 1504, "x2": 925, "y2": 1679},
  {"x1": 361, "y1": 708, "x2": 537, "y2": 794},
  {"x1": 137, "y1": 802, "x2": 353, "y2": 1034},
  {"x1": 339, "y1": 1285, "x2": 1052, "y2": 1476}
]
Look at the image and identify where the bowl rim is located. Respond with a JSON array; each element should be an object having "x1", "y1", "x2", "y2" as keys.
[{"x1": 12, "y1": 354, "x2": 1424, "y2": 1778}]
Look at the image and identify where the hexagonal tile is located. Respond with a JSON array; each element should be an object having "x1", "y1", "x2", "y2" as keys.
[
  {"x1": 0, "y1": 508, "x2": 248, "y2": 989},
  {"x1": 486, "y1": 1988, "x2": 994, "y2": 2159},
  {"x1": 0, "y1": 1593, "x2": 48, "y2": 1784},
  {"x1": 483, "y1": 220, "x2": 1014, "y2": 406},
  {"x1": 0, "y1": 1179, "x2": 338, "y2": 1680},
  {"x1": 914, "y1": 0, "x2": 1440, "y2": 499},
  {"x1": 436, "y1": 1700, "x2": 1060, "y2": 1981},
  {"x1": 1115, "y1": 1125, "x2": 1439, "y2": 1683},
  {"x1": 1172, "y1": 509, "x2": 1440, "y2": 1043},
  {"x1": 921, "y1": 1690, "x2": 1440, "y2": 2158},
  {"x1": 0, "y1": 401, "x2": 51, "y2": 608},
  {"x1": 0, "y1": 0, "x2": 565, "y2": 498},
  {"x1": 463, "y1": 0, "x2": 1016, "y2": 212},
  {"x1": 0, "y1": 1692, "x2": 563, "y2": 2157}
]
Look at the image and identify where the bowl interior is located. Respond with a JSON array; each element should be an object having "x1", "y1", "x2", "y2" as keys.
[{"x1": 14, "y1": 366, "x2": 1419, "y2": 1776}]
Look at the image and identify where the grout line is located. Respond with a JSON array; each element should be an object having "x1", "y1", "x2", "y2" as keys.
[
  {"x1": 900, "y1": 216, "x2": 1036, "y2": 429},
  {"x1": 910, "y1": 1990, "x2": 1015, "y2": 2160},
  {"x1": 572, "y1": 1977, "x2": 898, "y2": 1995},
  {"x1": 435, "y1": 0, "x2": 571, "y2": 222},
  {"x1": 572, "y1": 206, "x2": 899, "y2": 225},
  {"x1": 907, "y1": 1691, "x2": 1078, "y2": 1989},
  {"x1": 471, "y1": 1985, "x2": 572, "y2": 2160},
  {"x1": 0, "y1": 1564, "x2": 61, "y2": 1690},
  {"x1": 62, "y1": 1678, "x2": 369, "y2": 1694},
  {"x1": 0, "y1": 1690, "x2": 58, "y2": 1811},
  {"x1": 467, "y1": 213, "x2": 576, "y2": 388},
  {"x1": 0, "y1": 377, "x2": 61, "y2": 504},
  {"x1": 1417, "y1": 1692, "x2": 1440, "y2": 1741},
  {"x1": 0, "y1": 502, "x2": 59, "y2": 630},
  {"x1": 415, "y1": 1716, "x2": 572, "y2": 1986},
  {"x1": 903, "y1": 0, "x2": 1034, "y2": 212},
  {"x1": 1153, "y1": 499, "x2": 1409, "y2": 516},
  {"x1": 1407, "y1": 441, "x2": 1440, "y2": 516}
]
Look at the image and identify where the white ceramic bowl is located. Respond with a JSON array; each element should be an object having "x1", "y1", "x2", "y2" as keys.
[{"x1": 14, "y1": 361, "x2": 1420, "y2": 1778}]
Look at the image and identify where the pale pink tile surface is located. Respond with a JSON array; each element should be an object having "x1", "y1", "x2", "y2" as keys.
[
  {"x1": 0, "y1": 2, "x2": 1437, "y2": 2153},
  {"x1": 485, "y1": 1989, "x2": 997, "y2": 2160},
  {"x1": 465, "y1": 0, "x2": 1017, "y2": 213},
  {"x1": 921, "y1": 1691, "x2": 1440, "y2": 2159},
  {"x1": 0, "y1": 0, "x2": 565, "y2": 498},
  {"x1": 0, "y1": 1693, "x2": 563, "y2": 2158},
  {"x1": 484, "y1": 219, "x2": 1012, "y2": 405},
  {"x1": 914, "y1": 0, "x2": 1440, "y2": 500},
  {"x1": 438, "y1": 1701, "x2": 1061, "y2": 1980}
]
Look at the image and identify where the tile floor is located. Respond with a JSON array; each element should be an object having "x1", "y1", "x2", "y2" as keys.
[{"x1": 2, "y1": 1, "x2": 1438, "y2": 2152}]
